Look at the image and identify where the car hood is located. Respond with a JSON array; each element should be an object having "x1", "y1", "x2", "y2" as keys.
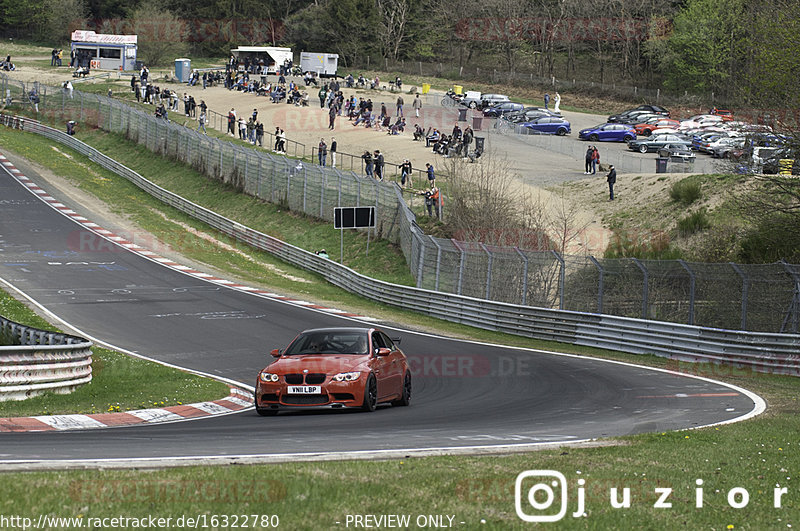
[{"x1": 266, "y1": 354, "x2": 370, "y2": 374}]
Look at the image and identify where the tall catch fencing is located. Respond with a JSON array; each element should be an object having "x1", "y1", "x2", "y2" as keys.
[{"x1": 2, "y1": 73, "x2": 798, "y2": 334}]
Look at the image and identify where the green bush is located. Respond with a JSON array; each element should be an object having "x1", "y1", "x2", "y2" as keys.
[
  {"x1": 669, "y1": 179, "x2": 703, "y2": 205},
  {"x1": 677, "y1": 208, "x2": 711, "y2": 235},
  {"x1": 738, "y1": 213, "x2": 800, "y2": 263},
  {"x1": 604, "y1": 229, "x2": 682, "y2": 260}
]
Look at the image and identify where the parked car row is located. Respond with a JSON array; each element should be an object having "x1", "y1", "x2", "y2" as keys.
[{"x1": 456, "y1": 92, "x2": 797, "y2": 174}]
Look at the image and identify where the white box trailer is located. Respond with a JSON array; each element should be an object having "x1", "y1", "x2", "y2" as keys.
[{"x1": 300, "y1": 52, "x2": 339, "y2": 78}]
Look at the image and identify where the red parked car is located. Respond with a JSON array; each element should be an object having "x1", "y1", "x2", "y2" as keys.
[
  {"x1": 255, "y1": 327, "x2": 411, "y2": 415},
  {"x1": 635, "y1": 118, "x2": 680, "y2": 136}
]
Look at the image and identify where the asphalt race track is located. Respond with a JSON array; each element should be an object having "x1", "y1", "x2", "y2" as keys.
[{"x1": 0, "y1": 154, "x2": 762, "y2": 466}]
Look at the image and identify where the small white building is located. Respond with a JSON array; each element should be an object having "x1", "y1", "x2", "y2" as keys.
[
  {"x1": 300, "y1": 52, "x2": 339, "y2": 78},
  {"x1": 70, "y1": 30, "x2": 137, "y2": 71},
  {"x1": 230, "y1": 46, "x2": 293, "y2": 74}
]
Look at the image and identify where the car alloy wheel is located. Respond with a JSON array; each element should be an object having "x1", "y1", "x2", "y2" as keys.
[
  {"x1": 392, "y1": 372, "x2": 412, "y2": 407},
  {"x1": 556, "y1": 128, "x2": 567, "y2": 136},
  {"x1": 361, "y1": 374, "x2": 377, "y2": 412},
  {"x1": 590, "y1": 134, "x2": 599, "y2": 142},
  {"x1": 639, "y1": 144, "x2": 648, "y2": 153}
]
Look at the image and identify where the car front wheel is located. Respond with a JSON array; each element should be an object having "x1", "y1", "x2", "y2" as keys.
[
  {"x1": 639, "y1": 144, "x2": 649, "y2": 153},
  {"x1": 556, "y1": 128, "x2": 567, "y2": 136},
  {"x1": 361, "y1": 374, "x2": 377, "y2": 412},
  {"x1": 392, "y1": 372, "x2": 412, "y2": 407},
  {"x1": 589, "y1": 134, "x2": 599, "y2": 142}
]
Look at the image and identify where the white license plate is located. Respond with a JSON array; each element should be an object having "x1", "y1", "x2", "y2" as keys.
[{"x1": 287, "y1": 385, "x2": 321, "y2": 394}]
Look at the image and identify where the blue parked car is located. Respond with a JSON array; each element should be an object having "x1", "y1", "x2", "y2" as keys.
[
  {"x1": 520, "y1": 116, "x2": 571, "y2": 136},
  {"x1": 578, "y1": 123, "x2": 637, "y2": 142}
]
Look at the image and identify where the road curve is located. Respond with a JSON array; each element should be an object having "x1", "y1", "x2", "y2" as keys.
[{"x1": 0, "y1": 151, "x2": 762, "y2": 466}]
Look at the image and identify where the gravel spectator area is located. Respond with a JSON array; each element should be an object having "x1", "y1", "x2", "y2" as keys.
[{"x1": 6, "y1": 66, "x2": 710, "y2": 254}]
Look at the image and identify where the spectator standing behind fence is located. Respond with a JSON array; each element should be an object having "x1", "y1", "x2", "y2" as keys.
[
  {"x1": 400, "y1": 159, "x2": 412, "y2": 188},
  {"x1": 544, "y1": 93, "x2": 550, "y2": 109},
  {"x1": 363, "y1": 151, "x2": 374, "y2": 178},
  {"x1": 426, "y1": 163, "x2": 435, "y2": 187},
  {"x1": 247, "y1": 118, "x2": 255, "y2": 143},
  {"x1": 591, "y1": 146, "x2": 600, "y2": 174},
  {"x1": 329, "y1": 105, "x2": 336, "y2": 130},
  {"x1": 256, "y1": 122, "x2": 264, "y2": 146},
  {"x1": 318, "y1": 138, "x2": 327, "y2": 166},
  {"x1": 238, "y1": 117, "x2": 246, "y2": 140},
  {"x1": 413, "y1": 94, "x2": 422, "y2": 117},
  {"x1": 554, "y1": 92, "x2": 561, "y2": 113},
  {"x1": 330, "y1": 138, "x2": 337, "y2": 168},
  {"x1": 227, "y1": 109, "x2": 236, "y2": 135},
  {"x1": 421, "y1": 186, "x2": 441, "y2": 218},
  {"x1": 276, "y1": 128, "x2": 286, "y2": 154},
  {"x1": 318, "y1": 86, "x2": 327, "y2": 108},
  {"x1": 198, "y1": 111, "x2": 207, "y2": 134},
  {"x1": 374, "y1": 150, "x2": 385, "y2": 181},
  {"x1": 606, "y1": 165, "x2": 616, "y2": 200}
]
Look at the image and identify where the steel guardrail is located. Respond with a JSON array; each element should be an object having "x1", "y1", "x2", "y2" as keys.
[
  {"x1": 2, "y1": 116, "x2": 797, "y2": 376},
  {"x1": 0, "y1": 315, "x2": 93, "y2": 401}
]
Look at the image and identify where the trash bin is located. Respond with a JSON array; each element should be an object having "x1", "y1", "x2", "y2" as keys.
[
  {"x1": 458, "y1": 108, "x2": 468, "y2": 122},
  {"x1": 656, "y1": 157, "x2": 669, "y2": 173},
  {"x1": 453, "y1": 84, "x2": 463, "y2": 95},
  {"x1": 472, "y1": 116, "x2": 483, "y2": 130},
  {"x1": 174, "y1": 58, "x2": 191, "y2": 83},
  {"x1": 422, "y1": 83, "x2": 431, "y2": 94}
]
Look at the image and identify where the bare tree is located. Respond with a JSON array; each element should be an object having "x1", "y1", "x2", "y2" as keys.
[
  {"x1": 376, "y1": 0, "x2": 411, "y2": 60},
  {"x1": 547, "y1": 184, "x2": 592, "y2": 255}
]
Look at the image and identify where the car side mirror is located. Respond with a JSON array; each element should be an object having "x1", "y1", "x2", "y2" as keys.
[
  {"x1": 270, "y1": 348, "x2": 282, "y2": 358},
  {"x1": 376, "y1": 347, "x2": 391, "y2": 357}
]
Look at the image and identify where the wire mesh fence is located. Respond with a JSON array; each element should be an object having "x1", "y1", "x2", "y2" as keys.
[{"x1": 3, "y1": 72, "x2": 797, "y2": 334}]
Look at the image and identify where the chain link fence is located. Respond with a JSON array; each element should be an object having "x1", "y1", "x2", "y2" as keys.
[{"x1": 2, "y1": 73, "x2": 797, "y2": 334}]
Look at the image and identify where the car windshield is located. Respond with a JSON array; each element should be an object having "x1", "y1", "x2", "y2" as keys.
[{"x1": 284, "y1": 331, "x2": 368, "y2": 355}]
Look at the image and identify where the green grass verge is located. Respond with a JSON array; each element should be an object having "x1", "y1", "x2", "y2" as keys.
[{"x1": 0, "y1": 287, "x2": 229, "y2": 417}]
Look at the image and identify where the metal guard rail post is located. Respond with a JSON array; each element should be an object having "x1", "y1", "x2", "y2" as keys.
[{"x1": 3, "y1": 119, "x2": 797, "y2": 376}]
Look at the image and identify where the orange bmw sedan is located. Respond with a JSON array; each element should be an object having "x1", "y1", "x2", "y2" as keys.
[{"x1": 255, "y1": 327, "x2": 411, "y2": 416}]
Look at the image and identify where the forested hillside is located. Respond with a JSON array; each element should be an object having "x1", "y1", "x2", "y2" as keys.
[{"x1": 1, "y1": 0, "x2": 799, "y2": 106}]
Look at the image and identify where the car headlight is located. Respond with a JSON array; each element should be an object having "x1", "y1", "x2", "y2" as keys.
[
  {"x1": 333, "y1": 371, "x2": 360, "y2": 382},
  {"x1": 260, "y1": 372, "x2": 279, "y2": 382}
]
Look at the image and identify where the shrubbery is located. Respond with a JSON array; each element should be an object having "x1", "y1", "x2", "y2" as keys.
[
  {"x1": 669, "y1": 179, "x2": 703, "y2": 205},
  {"x1": 677, "y1": 208, "x2": 711, "y2": 236}
]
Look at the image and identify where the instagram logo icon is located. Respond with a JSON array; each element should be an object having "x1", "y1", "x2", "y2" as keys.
[{"x1": 515, "y1": 470, "x2": 584, "y2": 522}]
